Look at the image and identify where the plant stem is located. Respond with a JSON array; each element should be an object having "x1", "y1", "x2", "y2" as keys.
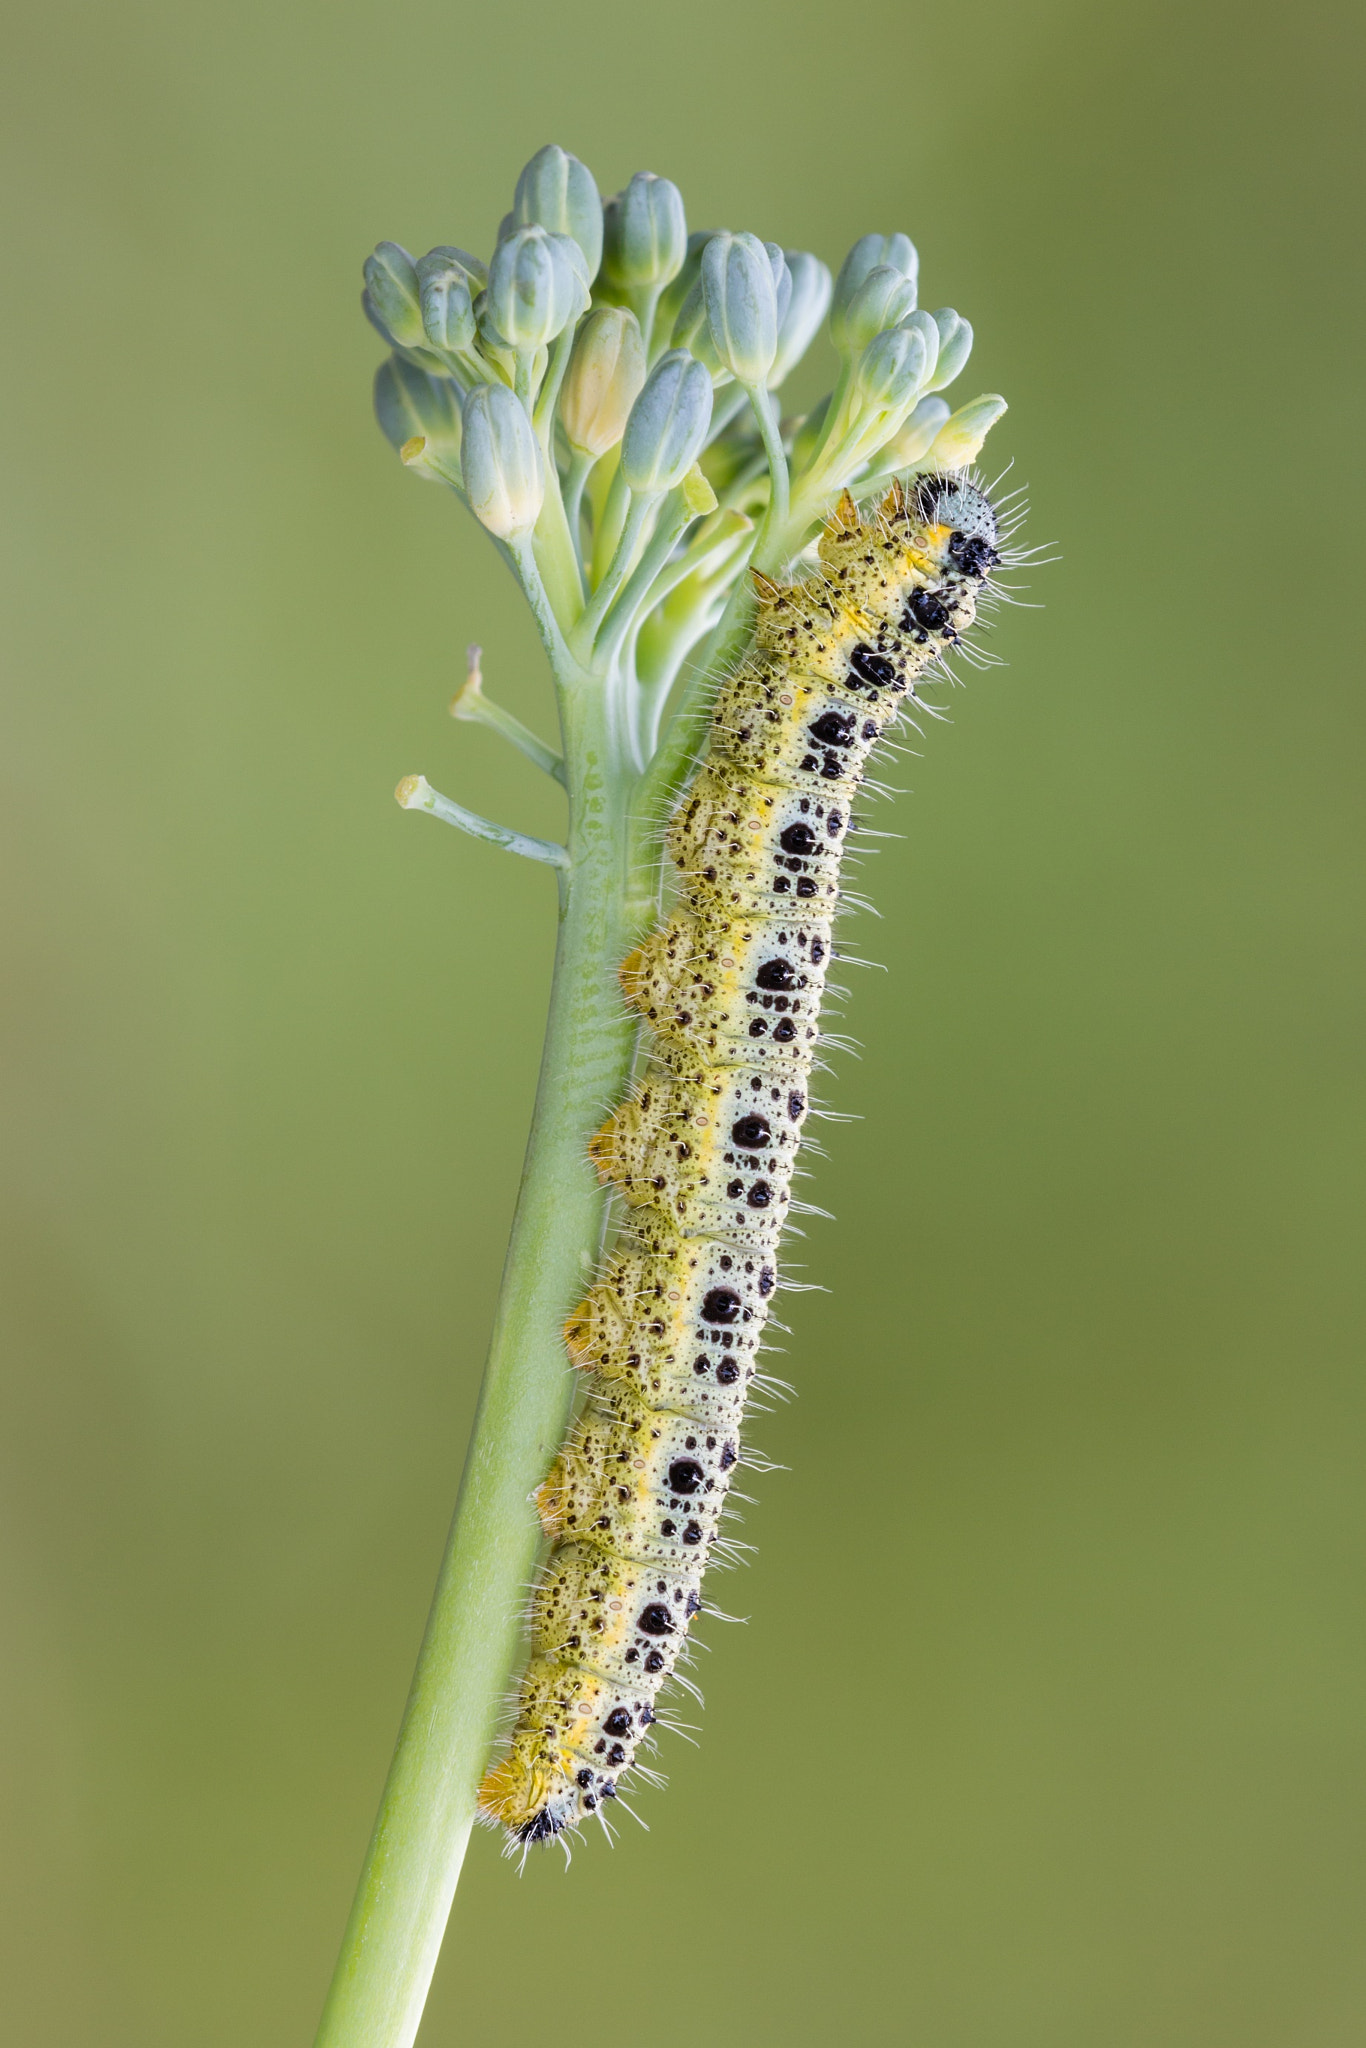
[
  {"x1": 746, "y1": 384, "x2": 789, "y2": 529},
  {"x1": 314, "y1": 681, "x2": 652, "y2": 2048}
]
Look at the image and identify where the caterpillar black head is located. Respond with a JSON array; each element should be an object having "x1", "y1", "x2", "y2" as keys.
[{"x1": 912, "y1": 472, "x2": 1000, "y2": 577}]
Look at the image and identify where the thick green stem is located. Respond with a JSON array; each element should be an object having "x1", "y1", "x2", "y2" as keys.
[{"x1": 314, "y1": 683, "x2": 653, "y2": 2048}]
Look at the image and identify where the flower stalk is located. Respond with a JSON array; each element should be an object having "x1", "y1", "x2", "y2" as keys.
[{"x1": 319, "y1": 142, "x2": 1008, "y2": 2048}]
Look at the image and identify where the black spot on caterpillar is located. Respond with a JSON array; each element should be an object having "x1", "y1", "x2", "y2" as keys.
[{"x1": 479, "y1": 472, "x2": 1015, "y2": 1850}]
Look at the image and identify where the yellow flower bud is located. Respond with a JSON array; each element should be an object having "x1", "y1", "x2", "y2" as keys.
[
  {"x1": 926, "y1": 394, "x2": 1008, "y2": 470},
  {"x1": 559, "y1": 307, "x2": 646, "y2": 458}
]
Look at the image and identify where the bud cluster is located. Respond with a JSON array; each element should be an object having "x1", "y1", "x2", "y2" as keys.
[{"x1": 363, "y1": 142, "x2": 1007, "y2": 644}]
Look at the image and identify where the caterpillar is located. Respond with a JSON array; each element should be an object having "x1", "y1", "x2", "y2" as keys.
[{"x1": 478, "y1": 469, "x2": 1016, "y2": 1853}]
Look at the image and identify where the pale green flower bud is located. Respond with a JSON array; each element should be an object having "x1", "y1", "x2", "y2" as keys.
[
  {"x1": 460, "y1": 382, "x2": 545, "y2": 539},
  {"x1": 702, "y1": 231, "x2": 779, "y2": 386},
  {"x1": 831, "y1": 233, "x2": 918, "y2": 352},
  {"x1": 765, "y1": 243, "x2": 793, "y2": 335},
  {"x1": 620, "y1": 348, "x2": 714, "y2": 494},
  {"x1": 670, "y1": 278, "x2": 730, "y2": 384},
  {"x1": 926, "y1": 308, "x2": 973, "y2": 391},
  {"x1": 553, "y1": 231, "x2": 592, "y2": 303},
  {"x1": 483, "y1": 226, "x2": 588, "y2": 351},
  {"x1": 876, "y1": 393, "x2": 950, "y2": 468},
  {"x1": 832, "y1": 263, "x2": 918, "y2": 358},
  {"x1": 832, "y1": 231, "x2": 918, "y2": 324},
  {"x1": 559, "y1": 306, "x2": 646, "y2": 457},
  {"x1": 855, "y1": 322, "x2": 931, "y2": 413},
  {"x1": 374, "y1": 357, "x2": 463, "y2": 467},
  {"x1": 424, "y1": 245, "x2": 487, "y2": 289},
  {"x1": 655, "y1": 229, "x2": 721, "y2": 340},
  {"x1": 362, "y1": 289, "x2": 445, "y2": 373},
  {"x1": 363, "y1": 242, "x2": 426, "y2": 350},
  {"x1": 926, "y1": 394, "x2": 1007, "y2": 468},
  {"x1": 601, "y1": 172, "x2": 687, "y2": 292},
  {"x1": 899, "y1": 308, "x2": 941, "y2": 381},
  {"x1": 513, "y1": 144, "x2": 603, "y2": 281},
  {"x1": 417, "y1": 250, "x2": 479, "y2": 355},
  {"x1": 769, "y1": 251, "x2": 832, "y2": 387}
]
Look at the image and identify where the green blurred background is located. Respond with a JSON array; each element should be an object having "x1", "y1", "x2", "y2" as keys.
[{"x1": 3, "y1": 0, "x2": 1363, "y2": 2041}]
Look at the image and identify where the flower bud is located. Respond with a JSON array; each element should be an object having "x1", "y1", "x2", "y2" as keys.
[
  {"x1": 655, "y1": 229, "x2": 721, "y2": 341},
  {"x1": 926, "y1": 394, "x2": 1007, "y2": 469},
  {"x1": 766, "y1": 243, "x2": 793, "y2": 335},
  {"x1": 362, "y1": 290, "x2": 446, "y2": 373},
  {"x1": 559, "y1": 306, "x2": 646, "y2": 457},
  {"x1": 899, "y1": 308, "x2": 941, "y2": 382},
  {"x1": 769, "y1": 251, "x2": 832, "y2": 387},
  {"x1": 601, "y1": 172, "x2": 688, "y2": 293},
  {"x1": 620, "y1": 348, "x2": 714, "y2": 494},
  {"x1": 417, "y1": 250, "x2": 479, "y2": 355},
  {"x1": 830, "y1": 232, "x2": 918, "y2": 347},
  {"x1": 553, "y1": 232, "x2": 592, "y2": 303},
  {"x1": 926, "y1": 308, "x2": 973, "y2": 391},
  {"x1": 670, "y1": 278, "x2": 730, "y2": 384},
  {"x1": 424, "y1": 244, "x2": 487, "y2": 287},
  {"x1": 363, "y1": 243, "x2": 426, "y2": 350},
  {"x1": 701, "y1": 231, "x2": 780, "y2": 387},
  {"x1": 374, "y1": 357, "x2": 463, "y2": 466},
  {"x1": 832, "y1": 263, "x2": 918, "y2": 358},
  {"x1": 460, "y1": 383, "x2": 545, "y2": 539},
  {"x1": 483, "y1": 225, "x2": 587, "y2": 352},
  {"x1": 513, "y1": 143, "x2": 603, "y2": 281},
  {"x1": 855, "y1": 322, "x2": 931, "y2": 414},
  {"x1": 876, "y1": 393, "x2": 950, "y2": 468}
]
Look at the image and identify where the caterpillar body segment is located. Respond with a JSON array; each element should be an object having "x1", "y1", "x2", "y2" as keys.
[
  {"x1": 621, "y1": 914, "x2": 832, "y2": 1070},
  {"x1": 540, "y1": 1386, "x2": 739, "y2": 1563},
  {"x1": 592, "y1": 1062, "x2": 808, "y2": 1243},
  {"x1": 479, "y1": 474, "x2": 1006, "y2": 1850},
  {"x1": 709, "y1": 660, "x2": 895, "y2": 797},
  {"x1": 669, "y1": 770, "x2": 849, "y2": 921},
  {"x1": 564, "y1": 1222, "x2": 775, "y2": 1382}
]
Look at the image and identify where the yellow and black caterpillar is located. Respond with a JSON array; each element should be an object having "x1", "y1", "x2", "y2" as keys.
[{"x1": 480, "y1": 471, "x2": 1010, "y2": 1849}]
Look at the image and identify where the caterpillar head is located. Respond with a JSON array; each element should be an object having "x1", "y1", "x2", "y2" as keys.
[{"x1": 912, "y1": 472, "x2": 999, "y2": 577}]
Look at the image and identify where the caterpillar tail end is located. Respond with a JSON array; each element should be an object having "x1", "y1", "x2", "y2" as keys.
[{"x1": 477, "y1": 1751, "x2": 575, "y2": 1849}]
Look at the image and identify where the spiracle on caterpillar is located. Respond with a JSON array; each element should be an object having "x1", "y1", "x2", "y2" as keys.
[{"x1": 477, "y1": 466, "x2": 1024, "y2": 1855}]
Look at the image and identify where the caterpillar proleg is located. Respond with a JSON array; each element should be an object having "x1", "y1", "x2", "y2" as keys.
[{"x1": 478, "y1": 469, "x2": 1017, "y2": 1851}]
